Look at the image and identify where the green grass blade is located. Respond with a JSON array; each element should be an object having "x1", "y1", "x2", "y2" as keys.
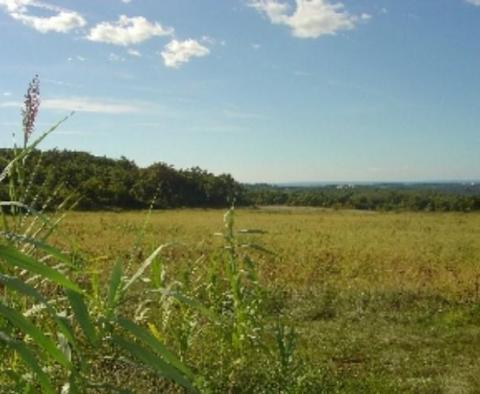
[
  {"x1": 0, "y1": 113, "x2": 73, "y2": 184},
  {"x1": 1, "y1": 232, "x2": 75, "y2": 268},
  {"x1": 116, "y1": 317, "x2": 194, "y2": 379},
  {"x1": 111, "y1": 333, "x2": 196, "y2": 392},
  {"x1": 0, "y1": 303, "x2": 72, "y2": 369},
  {"x1": 66, "y1": 290, "x2": 98, "y2": 345},
  {"x1": 164, "y1": 290, "x2": 220, "y2": 323},
  {"x1": 0, "y1": 244, "x2": 81, "y2": 293},
  {"x1": 107, "y1": 260, "x2": 123, "y2": 317},
  {"x1": 123, "y1": 244, "x2": 171, "y2": 292},
  {"x1": 0, "y1": 332, "x2": 55, "y2": 394},
  {"x1": 0, "y1": 274, "x2": 78, "y2": 349}
]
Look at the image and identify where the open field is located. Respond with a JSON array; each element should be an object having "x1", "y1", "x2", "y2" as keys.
[{"x1": 51, "y1": 208, "x2": 480, "y2": 393}]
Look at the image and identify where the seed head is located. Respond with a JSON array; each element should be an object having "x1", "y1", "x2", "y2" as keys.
[{"x1": 22, "y1": 75, "x2": 40, "y2": 148}]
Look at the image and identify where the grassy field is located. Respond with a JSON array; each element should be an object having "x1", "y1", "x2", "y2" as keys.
[{"x1": 50, "y1": 208, "x2": 480, "y2": 393}]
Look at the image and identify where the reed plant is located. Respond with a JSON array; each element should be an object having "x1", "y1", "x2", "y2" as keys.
[{"x1": 0, "y1": 77, "x2": 303, "y2": 393}]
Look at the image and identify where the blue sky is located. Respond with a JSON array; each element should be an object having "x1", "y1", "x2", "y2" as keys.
[{"x1": 1, "y1": 0, "x2": 480, "y2": 183}]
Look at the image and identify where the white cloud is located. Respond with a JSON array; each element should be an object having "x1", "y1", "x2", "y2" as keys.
[
  {"x1": 248, "y1": 0, "x2": 369, "y2": 39},
  {"x1": 67, "y1": 55, "x2": 86, "y2": 62},
  {"x1": 108, "y1": 52, "x2": 125, "y2": 62},
  {"x1": 3, "y1": 91, "x2": 12, "y2": 97},
  {"x1": 10, "y1": 9, "x2": 86, "y2": 33},
  {"x1": 121, "y1": 0, "x2": 132, "y2": 3},
  {"x1": 251, "y1": 43, "x2": 261, "y2": 50},
  {"x1": 87, "y1": 15, "x2": 173, "y2": 46},
  {"x1": 467, "y1": 0, "x2": 480, "y2": 5},
  {"x1": 161, "y1": 39, "x2": 210, "y2": 68},
  {"x1": 127, "y1": 48, "x2": 141, "y2": 57},
  {"x1": 0, "y1": 0, "x2": 30, "y2": 13},
  {"x1": 0, "y1": 0, "x2": 86, "y2": 33},
  {"x1": 42, "y1": 97, "x2": 142, "y2": 114}
]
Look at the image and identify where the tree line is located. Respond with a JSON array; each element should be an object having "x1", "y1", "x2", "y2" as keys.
[
  {"x1": 244, "y1": 184, "x2": 480, "y2": 212},
  {"x1": 1, "y1": 148, "x2": 479, "y2": 212},
  {"x1": 0, "y1": 149, "x2": 242, "y2": 210}
]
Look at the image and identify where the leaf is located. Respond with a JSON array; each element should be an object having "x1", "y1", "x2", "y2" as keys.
[
  {"x1": 107, "y1": 261, "x2": 123, "y2": 316},
  {"x1": 0, "y1": 245, "x2": 81, "y2": 293},
  {"x1": 123, "y1": 244, "x2": 171, "y2": 292},
  {"x1": 66, "y1": 290, "x2": 97, "y2": 346},
  {"x1": 0, "y1": 303, "x2": 72, "y2": 369},
  {"x1": 0, "y1": 274, "x2": 78, "y2": 351},
  {"x1": 111, "y1": 334, "x2": 196, "y2": 392},
  {"x1": 0, "y1": 114, "x2": 73, "y2": 184},
  {"x1": 241, "y1": 243, "x2": 276, "y2": 256},
  {"x1": 164, "y1": 290, "x2": 220, "y2": 323},
  {"x1": 0, "y1": 331, "x2": 55, "y2": 394},
  {"x1": 116, "y1": 317, "x2": 194, "y2": 379},
  {"x1": 1, "y1": 232, "x2": 75, "y2": 268}
]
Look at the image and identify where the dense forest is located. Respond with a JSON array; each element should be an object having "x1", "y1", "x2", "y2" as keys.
[
  {"x1": 0, "y1": 149, "x2": 242, "y2": 210},
  {"x1": 1, "y1": 148, "x2": 480, "y2": 212}
]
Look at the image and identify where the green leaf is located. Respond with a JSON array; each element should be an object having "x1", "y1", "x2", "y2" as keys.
[
  {"x1": 0, "y1": 113, "x2": 73, "y2": 184},
  {"x1": 241, "y1": 243, "x2": 276, "y2": 256},
  {"x1": 116, "y1": 317, "x2": 194, "y2": 379},
  {"x1": 111, "y1": 334, "x2": 196, "y2": 392},
  {"x1": 107, "y1": 260, "x2": 123, "y2": 316},
  {"x1": 0, "y1": 303, "x2": 72, "y2": 369},
  {"x1": 164, "y1": 290, "x2": 220, "y2": 323},
  {"x1": 0, "y1": 244, "x2": 81, "y2": 293},
  {"x1": 0, "y1": 232, "x2": 75, "y2": 268},
  {"x1": 66, "y1": 290, "x2": 97, "y2": 346},
  {"x1": 0, "y1": 274, "x2": 78, "y2": 351},
  {"x1": 0, "y1": 332, "x2": 55, "y2": 394},
  {"x1": 123, "y1": 244, "x2": 171, "y2": 292}
]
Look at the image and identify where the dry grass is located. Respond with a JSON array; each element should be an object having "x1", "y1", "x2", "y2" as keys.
[
  {"x1": 48, "y1": 208, "x2": 480, "y2": 392},
  {"x1": 55, "y1": 208, "x2": 480, "y2": 301}
]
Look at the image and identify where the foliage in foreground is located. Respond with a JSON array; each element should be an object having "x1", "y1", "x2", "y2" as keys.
[{"x1": 0, "y1": 78, "x2": 307, "y2": 393}]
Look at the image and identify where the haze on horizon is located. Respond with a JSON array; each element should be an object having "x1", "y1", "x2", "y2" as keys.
[{"x1": 0, "y1": 0, "x2": 479, "y2": 184}]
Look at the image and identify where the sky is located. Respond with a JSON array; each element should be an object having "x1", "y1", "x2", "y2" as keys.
[{"x1": 1, "y1": 0, "x2": 480, "y2": 183}]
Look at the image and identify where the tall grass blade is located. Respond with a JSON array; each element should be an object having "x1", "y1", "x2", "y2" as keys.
[
  {"x1": 107, "y1": 260, "x2": 123, "y2": 316},
  {"x1": 164, "y1": 290, "x2": 220, "y2": 323},
  {"x1": 1, "y1": 232, "x2": 75, "y2": 267},
  {"x1": 0, "y1": 245, "x2": 81, "y2": 292},
  {"x1": 0, "y1": 113, "x2": 73, "y2": 184},
  {"x1": 111, "y1": 333, "x2": 196, "y2": 392},
  {"x1": 0, "y1": 303, "x2": 72, "y2": 369},
  {"x1": 116, "y1": 317, "x2": 194, "y2": 379},
  {"x1": 0, "y1": 274, "x2": 77, "y2": 348},
  {"x1": 65, "y1": 290, "x2": 97, "y2": 346},
  {"x1": 123, "y1": 243, "x2": 171, "y2": 292},
  {"x1": 0, "y1": 332, "x2": 55, "y2": 394}
]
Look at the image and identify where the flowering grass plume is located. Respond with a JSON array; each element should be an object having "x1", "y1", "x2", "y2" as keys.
[{"x1": 21, "y1": 74, "x2": 40, "y2": 148}]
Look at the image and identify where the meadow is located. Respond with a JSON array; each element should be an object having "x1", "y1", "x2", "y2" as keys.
[
  {"x1": 48, "y1": 207, "x2": 480, "y2": 393},
  {"x1": 1, "y1": 78, "x2": 479, "y2": 392}
]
